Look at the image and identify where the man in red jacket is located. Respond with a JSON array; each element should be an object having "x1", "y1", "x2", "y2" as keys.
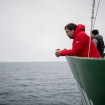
[{"x1": 55, "y1": 23, "x2": 101, "y2": 58}]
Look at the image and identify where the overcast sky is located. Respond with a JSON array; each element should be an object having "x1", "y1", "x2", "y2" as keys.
[{"x1": 0, "y1": 0, "x2": 105, "y2": 62}]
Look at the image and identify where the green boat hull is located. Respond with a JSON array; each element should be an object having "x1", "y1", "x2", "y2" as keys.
[{"x1": 66, "y1": 56, "x2": 105, "y2": 105}]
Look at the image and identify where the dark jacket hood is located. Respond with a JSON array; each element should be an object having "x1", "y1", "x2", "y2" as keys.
[{"x1": 94, "y1": 34, "x2": 103, "y2": 40}]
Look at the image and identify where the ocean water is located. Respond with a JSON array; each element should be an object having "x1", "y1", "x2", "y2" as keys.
[{"x1": 0, "y1": 62, "x2": 81, "y2": 105}]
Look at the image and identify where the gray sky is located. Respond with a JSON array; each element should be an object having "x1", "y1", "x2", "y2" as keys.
[{"x1": 0, "y1": 0, "x2": 105, "y2": 62}]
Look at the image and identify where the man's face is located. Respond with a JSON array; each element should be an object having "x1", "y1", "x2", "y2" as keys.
[
  {"x1": 65, "y1": 28, "x2": 74, "y2": 39},
  {"x1": 91, "y1": 33, "x2": 95, "y2": 39}
]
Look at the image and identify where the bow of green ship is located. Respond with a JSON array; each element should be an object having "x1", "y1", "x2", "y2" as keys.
[{"x1": 66, "y1": 56, "x2": 105, "y2": 105}]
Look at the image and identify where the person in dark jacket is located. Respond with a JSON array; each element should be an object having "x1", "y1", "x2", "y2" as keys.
[
  {"x1": 55, "y1": 23, "x2": 101, "y2": 58},
  {"x1": 91, "y1": 29, "x2": 104, "y2": 58}
]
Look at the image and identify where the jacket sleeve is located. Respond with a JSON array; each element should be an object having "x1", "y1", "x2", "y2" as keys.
[
  {"x1": 61, "y1": 34, "x2": 86, "y2": 56},
  {"x1": 93, "y1": 39, "x2": 98, "y2": 46}
]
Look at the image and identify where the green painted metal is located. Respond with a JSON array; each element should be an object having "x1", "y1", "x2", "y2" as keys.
[{"x1": 66, "y1": 56, "x2": 105, "y2": 105}]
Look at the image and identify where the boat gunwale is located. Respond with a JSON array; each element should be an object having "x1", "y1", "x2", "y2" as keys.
[{"x1": 66, "y1": 56, "x2": 105, "y2": 61}]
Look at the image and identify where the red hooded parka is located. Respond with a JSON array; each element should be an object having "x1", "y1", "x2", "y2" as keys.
[{"x1": 61, "y1": 24, "x2": 101, "y2": 58}]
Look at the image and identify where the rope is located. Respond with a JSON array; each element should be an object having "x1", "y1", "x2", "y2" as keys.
[
  {"x1": 88, "y1": 0, "x2": 95, "y2": 57},
  {"x1": 93, "y1": 0, "x2": 101, "y2": 29}
]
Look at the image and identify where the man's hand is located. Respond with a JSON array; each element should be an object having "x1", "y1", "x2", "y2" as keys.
[
  {"x1": 63, "y1": 48, "x2": 67, "y2": 50},
  {"x1": 55, "y1": 49, "x2": 61, "y2": 57}
]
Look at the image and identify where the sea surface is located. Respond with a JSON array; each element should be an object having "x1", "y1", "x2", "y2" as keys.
[{"x1": 0, "y1": 62, "x2": 81, "y2": 105}]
